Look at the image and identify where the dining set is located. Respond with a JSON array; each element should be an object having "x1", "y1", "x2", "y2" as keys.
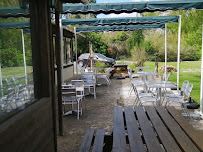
[
  {"x1": 61, "y1": 67, "x2": 113, "y2": 119},
  {"x1": 128, "y1": 66, "x2": 193, "y2": 117}
]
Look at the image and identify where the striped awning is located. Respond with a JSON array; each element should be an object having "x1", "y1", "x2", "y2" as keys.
[
  {"x1": 62, "y1": 16, "x2": 179, "y2": 26},
  {"x1": 0, "y1": 7, "x2": 29, "y2": 18},
  {"x1": 0, "y1": 21, "x2": 29, "y2": 29},
  {"x1": 76, "y1": 24, "x2": 165, "y2": 33},
  {"x1": 63, "y1": 0, "x2": 203, "y2": 14}
]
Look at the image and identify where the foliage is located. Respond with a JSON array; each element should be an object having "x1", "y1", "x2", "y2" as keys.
[
  {"x1": 94, "y1": 61, "x2": 108, "y2": 68},
  {"x1": 0, "y1": 48, "x2": 23, "y2": 67},
  {"x1": 110, "y1": 31, "x2": 128, "y2": 43},
  {"x1": 0, "y1": 29, "x2": 32, "y2": 67},
  {"x1": 76, "y1": 32, "x2": 108, "y2": 58},
  {"x1": 0, "y1": 0, "x2": 19, "y2": 7},
  {"x1": 126, "y1": 30, "x2": 144, "y2": 52},
  {"x1": 87, "y1": 32, "x2": 108, "y2": 55},
  {"x1": 94, "y1": 61, "x2": 108, "y2": 73},
  {"x1": 131, "y1": 45, "x2": 148, "y2": 66},
  {"x1": 103, "y1": 31, "x2": 129, "y2": 59}
]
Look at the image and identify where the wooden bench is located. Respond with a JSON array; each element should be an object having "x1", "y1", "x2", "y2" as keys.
[
  {"x1": 79, "y1": 129, "x2": 105, "y2": 152},
  {"x1": 113, "y1": 106, "x2": 203, "y2": 152}
]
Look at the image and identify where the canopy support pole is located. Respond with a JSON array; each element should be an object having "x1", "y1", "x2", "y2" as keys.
[
  {"x1": 177, "y1": 15, "x2": 181, "y2": 93},
  {"x1": 0, "y1": 64, "x2": 3, "y2": 97},
  {"x1": 89, "y1": 41, "x2": 93, "y2": 71},
  {"x1": 165, "y1": 23, "x2": 167, "y2": 80},
  {"x1": 21, "y1": 29, "x2": 27, "y2": 85},
  {"x1": 60, "y1": 19, "x2": 64, "y2": 83},
  {"x1": 200, "y1": 24, "x2": 203, "y2": 115},
  {"x1": 74, "y1": 27, "x2": 78, "y2": 76}
]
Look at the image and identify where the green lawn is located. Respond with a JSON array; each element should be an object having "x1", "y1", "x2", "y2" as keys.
[
  {"x1": 1, "y1": 66, "x2": 33, "y2": 85},
  {"x1": 128, "y1": 61, "x2": 201, "y2": 104},
  {"x1": 1, "y1": 62, "x2": 202, "y2": 104}
]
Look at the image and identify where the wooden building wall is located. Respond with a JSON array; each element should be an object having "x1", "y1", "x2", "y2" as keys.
[{"x1": 0, "y1": 98, "x2": 55, "y2": 152}]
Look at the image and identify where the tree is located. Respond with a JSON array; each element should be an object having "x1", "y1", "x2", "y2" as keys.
[
  {"x1": 87, "y1": 32, "x2": 108, "y2": 55},
  {"x1": 109, "y1": 31, "x2": 129, "y2": 59},
  {"x1": 76, "y1": 32, "x2": 108, "y2": 57},
  {"x1": 126, "y1": 30, "x2": 144, "y2": 52}
]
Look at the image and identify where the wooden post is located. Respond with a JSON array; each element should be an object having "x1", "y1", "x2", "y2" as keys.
[
  {"x1": 29, "y1": 0, "x2": 51, "y2": 98},
  {"x1": 55, "y1": 7, "x2": 63, "y2": 136},
  {"x1": 29, "y1": 0, "x2": 57, "y2": 150},
  {"x1": 49, "y1": 9, "x2": 58, "y2": 152}
]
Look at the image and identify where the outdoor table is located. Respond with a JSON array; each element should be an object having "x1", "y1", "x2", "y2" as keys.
[
  {"x1": 136, "y1": 66, "x2": 150, "y2": 71},
  {"x1": 113, "y1": 64, "x2": 128, "y2": 74},
  {"x1": 146, "y1": 81, "x2": 176, "y2": 105},
  {"x1": 64, "y1": 78, "x2": 96, "y2": 99},
  {"x1": 81, "y1": 77, "x2": 96, "y2": 99},
  {"x1": 113, "y1": 106, "x2": 203, "y2": 152},
  {"x1": 135, "y1": 71, "x2": 158, "y2": 91}
]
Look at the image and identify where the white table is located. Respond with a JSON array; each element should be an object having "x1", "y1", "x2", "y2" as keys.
[
  {"x1": 136, "y1": 66, "x2": 150, "y2": 71},
  {"x1": 146, "y1": 81, "x2": 177, "y2": 105}
]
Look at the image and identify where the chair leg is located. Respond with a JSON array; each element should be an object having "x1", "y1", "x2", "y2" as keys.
[
  {"x1": 182, "y1": 103, "x2": 191, "y2": 119},
  {"x1": 105, "y1": 78, "x2": 110, "y2": 86},
  {"x1": 133, "y1": 96, "x2": 139, "y2": 107},
  {"x1": 77, "y1": 101, "x2": 80, "y2": 120},
  {"x1": 94, "y1": 86, "x2": 96, "y2": 99}
]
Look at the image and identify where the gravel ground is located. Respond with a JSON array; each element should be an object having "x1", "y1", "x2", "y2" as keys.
[{"x1": 57, "y1": 74, "x2": 203, "y2": 152}]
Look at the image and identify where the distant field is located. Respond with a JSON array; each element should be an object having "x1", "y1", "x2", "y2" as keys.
[
  {"x1": 128, "y1": 61, "x2": 201, "y2": 104},
  {"x1": 1, "y1": 66, "x2": 33, "y2": 85}
]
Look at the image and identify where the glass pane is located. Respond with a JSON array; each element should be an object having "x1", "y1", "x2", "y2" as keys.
[{"x1": 0, "y1": 28, "x2": 35, "y2": 121}]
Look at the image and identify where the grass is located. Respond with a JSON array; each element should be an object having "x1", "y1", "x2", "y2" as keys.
[
  {"x1": 1, "y1": 66, "x2": 33, "y2": 85},
  {"x1": 128, "y1": 61, "x2": 201, "y2": 104},
  {"x1": 1, "y1": 62, "x2": 201, "y2": 104}
]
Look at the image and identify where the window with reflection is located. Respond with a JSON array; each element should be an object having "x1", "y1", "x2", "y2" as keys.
[{"x1": 0, "y1": 27, "x2": 34, "y2": 122}]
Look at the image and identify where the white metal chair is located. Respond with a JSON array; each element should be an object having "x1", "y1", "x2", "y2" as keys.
[
  {"x1": 62, "y1": 86, "x2": 83, "y2": 120},
  {"x1": 71, "y1": 80, "x2": 85, "y2": 104},
  {"x1": 166, "y1": 83, "x2": 193, "y2": 118},
  {"x1": 81, "y1": 74, "x2": 96, "y2": 99},
  {"x1": 97, "y1": 68, "x2": 112, "y2": 85},
  {"x1": 128, "y1": 72, "x2": 143, "y2": 96},
  {"x1": 164, "y1": 80, "x2": 189, "y2": 99},
  {"x1": 127, "y1": 67, "x2": 140, "y2": 78},
  {"x1": 1, "y1": 87, "x2": 24, "y2": 112},
  {"x1": 132, "y1": 83, "x2": 157, "y2": 106},
  {"x1": 12, "y1": 76, "x2": 27, "y2": 100},
  {"x1": 162, "y1": 71, "x2": 171, "y2": 81}
]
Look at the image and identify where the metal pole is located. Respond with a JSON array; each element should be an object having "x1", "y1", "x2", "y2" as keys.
[
  {"x1": 177, "y1": 15, "x2": 181, "y2": 93},
  {"x1": 21, "y1": 29, "x2": 27, "y2": 85},
  {"x1": 200, "y1": 24, "x2": 203, "y2": 115},
  {"x1": 165, "y1": 23, "x2": 167, "y2": 80},
  {"x1": 74, "y1": 27, "x2": 78, "y2": 76},
  {"x1": 90, "y1": 41, "x2": 93, "y2": 70},
  {"x1": 0, "y1": 64, "x2": 3, "y2": 97},
  {"x1": 59, "y1": 19, "x2": 64, "y2": 83}
]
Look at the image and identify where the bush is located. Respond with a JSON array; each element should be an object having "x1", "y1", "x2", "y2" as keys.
[{"x1": 0, "y1": 48, "x2": 23, "y2": 67}]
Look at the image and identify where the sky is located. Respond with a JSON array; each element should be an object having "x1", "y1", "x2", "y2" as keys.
[{"x1": 96, "y1": 0, "x2": 166, "y2": 18}]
